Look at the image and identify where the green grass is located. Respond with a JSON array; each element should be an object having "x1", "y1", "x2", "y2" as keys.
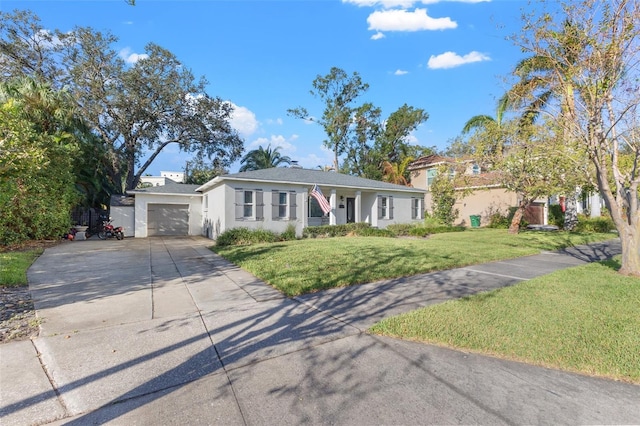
[
  {"x1": 212, "y1": 228, "x2": 614, "y2": 296},
  {"x1": 0, "y1": 249, "x2": 42, "y2": 287},
  {"x1": 370, "y1": 258, "x2": 640, "y2": 383}
]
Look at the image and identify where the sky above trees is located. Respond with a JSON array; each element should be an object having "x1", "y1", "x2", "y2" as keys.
[{"x1": 2, "y1": 0, "x2": 531, "y2": 173}]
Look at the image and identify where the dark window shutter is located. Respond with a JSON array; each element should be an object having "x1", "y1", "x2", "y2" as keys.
[
  {"x1": 411, "y1": 198, "x2": 416, "y2": 219},
  {"x1": 377, "y1": 196, "x2": 383, "y2": 219},
  {"x1": 235, "y1": 189, "x2": 243, "y2": 219},
  {"x1": 289, "y1": 191, "x2": 297, "y2": 220},
  {"x1": 389, "y1": 196, "x2": 394, "y2": 220},
  {"x1": 272, "y1": 190, "x2": 279, "y2": 220},
  {"x1": 256, "y1": 190, "x2": 264, "y2": 220}
]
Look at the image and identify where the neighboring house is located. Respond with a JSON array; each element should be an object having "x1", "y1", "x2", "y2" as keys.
[
  {"x1": 408, "y1": 154, "x2": 547, "y2": 226},
  {"x1": 125, "y1": 167, "x2": 426, "y2": 239},
  {"x1": 138, "y1": 171, "x2": 185, "y2": 187}
]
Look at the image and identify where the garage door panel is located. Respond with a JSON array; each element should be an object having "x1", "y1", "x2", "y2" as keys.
[{"x1": 148, "y1": 204, "x2": 189, "y2": 236}]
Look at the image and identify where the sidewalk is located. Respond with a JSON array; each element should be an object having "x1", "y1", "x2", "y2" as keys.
[{"x1": 1, "y1": 237, "x2": 638, "y2": 425}]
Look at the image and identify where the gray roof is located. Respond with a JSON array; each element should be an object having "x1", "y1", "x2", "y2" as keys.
[
  {"x1": 197, "y1": 167, "x2": 425, "y2": 193},
  {"x1": 110, "y1": 195, "x2": 135, "y2": 207},
  {"x1": 128, "y1": 182, "x2": 201, "y2": 195}
]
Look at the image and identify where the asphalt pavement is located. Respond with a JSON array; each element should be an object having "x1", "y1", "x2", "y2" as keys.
[{"x1": 1, "y1": 236, "x2": 638, "y2": 425}]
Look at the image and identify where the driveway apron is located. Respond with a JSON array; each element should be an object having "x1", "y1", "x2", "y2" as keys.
[{"x1": 1, "y1": 236, "x2": 638, "y2": 425}]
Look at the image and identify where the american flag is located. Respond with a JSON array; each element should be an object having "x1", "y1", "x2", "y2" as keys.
[{"x1": 310, "y1": 184, "x2": 331, "y2": 214}]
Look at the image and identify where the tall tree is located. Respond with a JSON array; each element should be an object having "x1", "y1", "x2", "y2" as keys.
[
  {"x1": 0, "y1": 10, "x2": 244, "y2": 193},
  {"x1": 239, "y1": 144, "x2": 292, "y2": 172},
  {"x1": 377, "y1": 104, "x2": 429, "y2": 164},
  {"x1": 515, "y1": 0, "x2": 640, "y2": 275},
  {"x1": 288, "y1": 67, "x2": 371, "y2": 172},
  {"x1": 64, "y1": 34, "x2": 244, "y2": 191},
  {"x1": 507, "y1": 20, "x2": 587, "y2": 231}
]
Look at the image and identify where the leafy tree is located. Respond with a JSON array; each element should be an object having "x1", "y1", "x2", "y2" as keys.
[
  {"x1": 0, "y1": 10, "x2": 66, "y2": 83},
  {"x1": 184, "y1": 158, "x2": 228, "y2": 185},
  {"x1": 469, "y1": 119, "x2": 565, "y2": 233},
  {"x1": 0, "y1": 79, "x2": 80, "y2": 244},
  {"x1": 1, "y1": 10, "x2": 244, "y2": 193},
  {"x1": 288, "y1": 67, "x2": 371, "y2": 172},
  {"x1": 429, "y1": 167, "x2": 459, "y2": 226},
  {"x1": 239, "y1": 144, "x2": 292, "y2": 172},
  {"x1": 514, "y1": 0, "x2": 640, "y2": 275},
  {"x1": 64, "y1": 34, "x2": 243, "y2": 191},
  {"x1": 342, "y1": 102, "x2": 382, "y2": 177},
  {"x1": 377, "y1": 104, "x2": 429, "y2": 163}
]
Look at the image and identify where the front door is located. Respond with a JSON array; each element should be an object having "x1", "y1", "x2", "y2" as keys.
[{"x1": 346, "y1": 197, "x2": 355, "y2": 223}]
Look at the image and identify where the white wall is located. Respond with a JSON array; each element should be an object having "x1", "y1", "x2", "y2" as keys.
[
  {"x1": 200, "y1": 182, "x2": 425, "y2": 239},
  {"x1": 134, "y1": 193, "x2": 202, "y2": 238},
  {"x1": 110, "y1": 206, "x2": 135, "y2": 238}
]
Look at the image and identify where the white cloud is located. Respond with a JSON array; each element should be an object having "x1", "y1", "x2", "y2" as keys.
[
  {"x1": 367, "y1": 8, "x2": 457, "y2": 32},
  {"x1": 299, "y1": 145, "x2": 335, "y2": 170},
  {"x1": 344, "y1": 0, "x2": 489, "y2": 7},
  {"x1": 228, "y1": 103, "x2": 259, "y2": 137},
  {"x1": 427, "y1": 50, "x2": 490, "y2": 69},
  {"x1": 122, "y1": 21, "x2": 134, "y2": 25},
  {"x1": 249, "y1": 134, "x2": 298, "y2": 154},
  {"x1": 265, "y1": 118, "x2": 283, "y2": 125},
  {"x1": 394, "y1": 69, "x2": 409, "y2": 75},
  {"x1": 119, "y1": 47, "x2": 148, "y2": 64},
  {"x1": 371, "y1": 31, "x2": 386, "y2": 40},
  {"x1": 343, "y1": 0, "x2": 416, "y2": 7}
]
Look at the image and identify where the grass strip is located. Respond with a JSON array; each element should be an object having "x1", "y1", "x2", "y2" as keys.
[
  {"x1": 212, "y1": 228, "x2": 614, "y2": 296},
  {"x1": 370, "y1": 258, "x2": 640, "y2": 383},
  {"x1": 0, "y1": 250, "x2": 42, "y2": 287}
]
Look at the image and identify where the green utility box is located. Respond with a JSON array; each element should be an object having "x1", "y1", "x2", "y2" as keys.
[{"x1": 470, "y1": 215, "x2": 481, "y2": 228}]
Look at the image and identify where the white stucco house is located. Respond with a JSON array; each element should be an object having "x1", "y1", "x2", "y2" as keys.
[{"x1": 127, "y1": 167, "x2": 426, "y2": 239}]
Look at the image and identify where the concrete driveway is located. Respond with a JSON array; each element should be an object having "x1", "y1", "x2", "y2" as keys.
[{"x1": 1, "y1": 236, "x2": 638, "y2": 425}]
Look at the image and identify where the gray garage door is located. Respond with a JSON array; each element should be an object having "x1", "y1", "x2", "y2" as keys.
[{"x1": 147, "y1": 204, "x2": 189, "y2": 236}]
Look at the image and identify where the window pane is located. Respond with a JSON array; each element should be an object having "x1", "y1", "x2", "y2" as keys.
[
  {"x1": 244, "y1": 205, "x2": 252, "y2": 217},
  {"x1": 308, "y1": 197, "x2": 327, "y2": 217},
  {"x1": 244, "y1": 191, "x2": 253, "y2": 204},
  {"x1": 279, "y1": 192, "x2": 287, "y2": 205},
  {"x1": 279, "y1": 205, "x2": 287, "y2": 217}
]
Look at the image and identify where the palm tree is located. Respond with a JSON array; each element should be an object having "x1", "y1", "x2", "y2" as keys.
[
  {"x1": 381, "y1": 157, "x2": 414, "y2": 186},
  {"x1": 461, "y1": 95, "x2": 510, "y2": 135},
  {"x1": 506, "y1": 20, "x2": 583, "y2": 230},
  {"x1": 239, "y1": 144, "x2": 292, "y2": 172}
]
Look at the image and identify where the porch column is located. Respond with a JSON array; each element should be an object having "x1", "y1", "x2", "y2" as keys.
[
  {"x1": 355, "y1": 191, "x2": 362, "y2": 223},
  {"x1": 330, "y1": 189, "x2": 337, "y2": 225}
]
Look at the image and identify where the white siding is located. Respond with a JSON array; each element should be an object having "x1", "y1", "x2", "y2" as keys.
[{"x1": 134, "y1": 193, "x2": 202, "y2": 238}]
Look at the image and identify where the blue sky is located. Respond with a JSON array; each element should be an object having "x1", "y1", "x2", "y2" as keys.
[{"x1": 3, "y1": 0, "x2": 532, "y2": 175}]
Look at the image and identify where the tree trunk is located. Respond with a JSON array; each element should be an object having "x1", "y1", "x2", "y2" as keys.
[
  {"x1": 563, "y1": 194, "x2": 578, "y2": 231},
  {"x1": 509, "y1": 206, "x2": 524, "y2": 234},
  {"x1": 618, "y1": 224, "x2": 640, "y2": 277}
]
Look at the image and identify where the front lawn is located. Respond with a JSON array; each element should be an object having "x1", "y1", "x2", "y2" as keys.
[
  {"x1": 212, "y1": 228, "x2": 614, "y2": 296},
  {"x1": 370, "y1": 258, "x2": 640, "y2": 383}
]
